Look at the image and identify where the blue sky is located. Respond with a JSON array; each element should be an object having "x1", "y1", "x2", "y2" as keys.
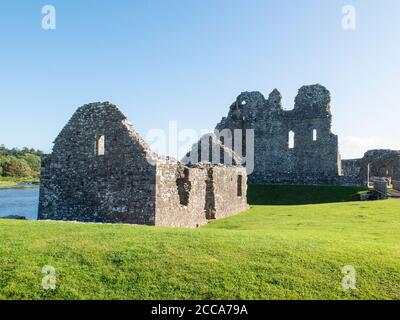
[{"x1": 0, "y1": 0, "x2": 399, "y2": 159}]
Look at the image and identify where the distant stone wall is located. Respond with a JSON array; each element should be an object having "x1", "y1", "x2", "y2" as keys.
[
  {"x1": 211, "y1": 165, "x2": 249, "y2": 219},
  {"x1": 363, "y1": 150, "x2": 400, "y2": 181},
  {"x1": 215, "y1": 84, "x2": 343, "y2": 185},
  {"x1": 374, "y1": 181, "x2": 388, "y2": 195},
  {"x1": 340, "y1": 150, "x2": 400, "y2": 187},
  {"x1": 340, "y1": 159, "x2": 366, "y2": 186},
  {"x1": 341, "y1": 159, "x2": 361, "y2": 177},
  {"x1": 182, "y1": 133, "x2": 242, "y2": 166}
]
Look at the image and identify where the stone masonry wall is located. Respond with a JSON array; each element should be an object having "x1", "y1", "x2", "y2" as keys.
[
  {"x1": 155, "y1": 161, "x2": 248, "y2": 227},
  {"x1": 340, "y1": 150, "x2": 400, "y2": 186},
  {"x1": 211, "y1": 165, "x2": 249, "y2": 219},
  {"x1": 363, "y1": 149, "x2": 400, "y2": 181},
  {"x1": 374, "y1": 181, "x2": 388, "y2": 195},
  {"x1": 155, "y1": 160, "x2": 209, "y2": 227},
  {"x1": 216, "y1": 84, "x2": 343, "y2": 185},
  {"x1": 340, "y1": 159, "x2": 365, "y2": 186},
  {"x1": 39, "y1": 102, "x2": 158, "y2": 225},
  {"x1": 39, "y1": 102, "x2": 250, "y2": 227}
]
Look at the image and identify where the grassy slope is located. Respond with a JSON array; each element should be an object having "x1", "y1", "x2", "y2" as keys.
[
  {"x1": 0, "y1": 177, "x2": 39, "y2": 189},
  {"x1": 0, "y1": 185, "x2": 399, "y2": 300},
  {"x1": 0, "y1": 180, "x2": 18, "y2": 189}
]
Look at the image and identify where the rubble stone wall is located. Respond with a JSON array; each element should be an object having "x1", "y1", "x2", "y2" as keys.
[
  {"x1": 39, "y1": 102, "x2": 250, "y2": 227},
  {"x1": 155, "y1": 161, "x2": 209, "y2": 227},
  {"x1": 155, "y1": 161, "x2": 249, "y2": 227},
  {"x1": 39, "y1": 102, "x2": 158, "y2": 225},
  {"x1": 211, "y1": 165, "x2": 249, "y2": 219},
  {"x1": 215, "y1": 84, "x2": 343, "y2": 185},
  {"x1": 341, "y1": 150, "x2": 400, "y2": 186}
]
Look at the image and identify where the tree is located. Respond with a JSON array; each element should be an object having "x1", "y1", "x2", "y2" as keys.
[
  {"x1": 2, "y1": 157, "x2": 32, "y2": 178},
  {"x1": 0, "y1": 156, "x2": 6, "y2": 176},
  {"x1": 17, "y1": 153, "x2": 41, "y2": 176}
]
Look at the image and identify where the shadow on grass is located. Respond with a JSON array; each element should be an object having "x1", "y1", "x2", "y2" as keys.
[{"x1": 247, "y1": 184, "x2": 368, "y2": 206}]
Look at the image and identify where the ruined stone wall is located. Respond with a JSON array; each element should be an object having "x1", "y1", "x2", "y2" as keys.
[
  {"x1": 374, "y1": 181, "x2": 388, "y2": 195},
  {"x1": 340, "y1": 150, "x2": 400, "y2": 186},
  {"x1": 39, "y1": 102, "x2": 158, "y2": 225},
  {"x1": 155, "y1": 160, "x2": 208, "y2": 227},
  {"x1": 363, "y1": 150, "x2": 400, "y2": 181},
  {"x1": 340, "y1": 159, "x2": 365, "y2": 186},
  {"x1": 39, "y1": 102, "x2": 250, "y2": 227},
  {"x1": 155, "y1": 161, "x2": 248, "y2": 227},
  {"x1": 341, "y1": 159, "x2": 362, "y2": 177},
  {"x1": 182, "y1": 133, "x2": 242, "y2": 166},
  {"x1": 216, "y1": 84, "x2": 342, "y2": 185},
  {"x1": 211, "y1": 166, "x2": 249, "y2": 219}
]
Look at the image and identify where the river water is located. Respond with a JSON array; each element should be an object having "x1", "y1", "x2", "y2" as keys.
[{"x1": 0, "y1": 187, "x2": 39, "y2": 220}]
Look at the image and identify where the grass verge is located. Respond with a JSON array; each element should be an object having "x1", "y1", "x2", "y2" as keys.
[{"x1": 1, "y1": 185, "x2": 399, "y2": 300}]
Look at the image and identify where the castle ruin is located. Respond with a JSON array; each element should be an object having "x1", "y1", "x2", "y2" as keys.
[
  {"x1": 38, "y1": 102, "x2": 249, "y2": 227},
  {"x1": 186, "y1": 84, "x2": 364, "y2": 186},
  {"x1": 38, "y1": 84, "x2": 400, "y2": 227}
]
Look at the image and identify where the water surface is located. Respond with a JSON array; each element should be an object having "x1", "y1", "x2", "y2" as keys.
[{"x1": 0, "y1": 188, "x2": 39, "y2": 220}]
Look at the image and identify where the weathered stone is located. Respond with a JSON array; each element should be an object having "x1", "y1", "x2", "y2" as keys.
[
  {"x1": 359, "y1": 193, "x2": 370, "y2": 201},
  {"x1": 215, "y1": 84, "x2": 348, "y2": 185},
  {"x1": 38, "y1": 102, "x2": 249, "y2": 227},
  {"x1": 373, "y1": 181, "x2": 388, "y2": 199},
  {"x1": 182, "y1": 132, "x2": 243, "y2": 166},
  {"x1": 199, "y1": 84, "x2": 399, "y2": 188},
  {"x1": 342, "y1": 150, "x2": 400, "y2": 186}
]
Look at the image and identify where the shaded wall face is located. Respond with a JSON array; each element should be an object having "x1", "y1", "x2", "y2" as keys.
[
  {"x1": 340, "y1": 151, "x2": 400, "y2": 186},
  {"x1": 216, "y1": 89, "x2": 341, "y2": 185},
  {"x1": 218, "y1": 87, "x2": 373, "y2": 187},
  {"x1": 39, "y1": 105, "x2": 157, "y2": 224},
  {"x1": 252, "y1": 114, "x2": 340, "y2": 184},
  {"x1": 370, "y1": 160, "x2": 400, "y2": 181}
]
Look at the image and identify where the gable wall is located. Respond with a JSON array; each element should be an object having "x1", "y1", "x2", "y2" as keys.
[{"x1": 39, "y1": 102, "x2": 157, "y2": 224}]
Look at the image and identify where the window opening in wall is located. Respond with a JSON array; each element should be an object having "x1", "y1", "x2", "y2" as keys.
[
  {"x1": 313, "y1": 129, "x2": 317, "y2": 141},
  {"x1": 237, "y1": 175, "x2": 243, "y2": 197},
  {"x1": 176, "y1": 168, "x2": 191, "y2": 206},
  {"x1": 96, "y1": 134, "x2": 105, "y2": 156},
  {"x1": 288, "y1": 131, "x2": 295, "y2": 149}
]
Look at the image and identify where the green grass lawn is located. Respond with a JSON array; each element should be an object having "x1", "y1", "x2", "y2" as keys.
[
  {"x1": 0, "y1": 185, "x2": 399, "y2": 300},
  {"x1": 0, "y1": 177, "x2": 39, "y2": 189},
  {"x1": 0, "y1": 179, "x2": 18, "y2": 189}
]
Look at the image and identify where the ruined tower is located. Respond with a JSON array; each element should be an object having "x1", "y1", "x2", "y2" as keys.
[{"x1": 215, "y1": 84, "x2": 343, "y2": 185}]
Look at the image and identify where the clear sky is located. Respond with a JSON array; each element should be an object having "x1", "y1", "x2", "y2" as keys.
[{"x1": 0, "y1": 0, "x2": 399, "y2": 159}]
